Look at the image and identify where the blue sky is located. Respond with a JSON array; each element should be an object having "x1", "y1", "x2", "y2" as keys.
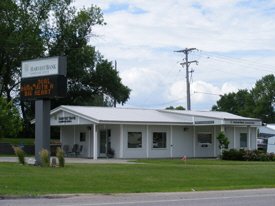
[{"x1": 73, "y1": 0, "x2": 275, "y2": 110}]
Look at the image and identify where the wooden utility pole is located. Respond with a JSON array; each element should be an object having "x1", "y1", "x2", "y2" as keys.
[
  {"x1": 175, "y1": 48, "x2": 198, "y2": 110},
  {"x1": 114, "y1": 60, "x2": 117, "y2": 107}
]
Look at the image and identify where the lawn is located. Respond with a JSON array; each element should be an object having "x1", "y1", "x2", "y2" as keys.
[
  {"x1": 1, "y1": 159, "x2": 275, "y2": 196},
  {"x1": 0, "y1": 138, "x2": 60, "y2": 145}
]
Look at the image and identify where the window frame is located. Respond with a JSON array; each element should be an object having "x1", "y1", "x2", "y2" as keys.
[
  {"x1": 197, "y1": 132, "x2": 212, "y2": 145},
  {"x1": 240, "y1": 133, "x2": 247, "y2": 148},
  {"x1": 152, "y1": 131, "x2": 167, "y2": 149},
  {"x1": 127, "y1": 131, "x2": 142, "y2": 149},
  {"x1": 80, "y1": 132, "x2": 86, "y2": 142}
]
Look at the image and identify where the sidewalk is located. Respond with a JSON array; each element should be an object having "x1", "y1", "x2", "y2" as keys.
[{"x1": 0, "y1": 156, "x2": 137, "y2": 164}]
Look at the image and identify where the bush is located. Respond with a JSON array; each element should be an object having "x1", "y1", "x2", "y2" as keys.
[
  {"x1": 268, "y1": 152, "x2": 275, "y2": 161},
  {"x1": 39, "y1": 149, "x2": 50, "y2": 167},
  {"x1": 56, "y1": 147, "x2": 65, "y2": 167},
  {"x1": 259, "y1": 153, "x2": 269, "y2": 161},
  {"x1": 12, "y1": 145, "x2": 25, "y2": 165},
  {"x1": 222, "y1": 149, "x2": 245, "y2": 161},
  {"x1": 243, "y1": 150, "x2": 259, "y2": 161},
  {"x1": 223, "y1": 149, "x2": 275, "y2": 161}
]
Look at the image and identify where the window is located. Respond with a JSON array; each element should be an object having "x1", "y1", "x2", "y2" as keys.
[
  {"x1": 240, "y1": 133, "x2": 247, "y2": 147},
  {"x1": 128, "y1": 132, "x2": 142, "y2": 148},
  {"x1": 152, "y1": 132, "x2": 167, "y2": 149},
  {"x1": 80, "y1": 132, "x2": 86, "y2": 142},
  {"x1": 198, "y1": 133, "x2": 212, "y2": 144}
]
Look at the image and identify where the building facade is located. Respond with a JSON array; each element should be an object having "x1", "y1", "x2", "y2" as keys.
[{"x1": 44, "y1": 106, "x2": 262, "y2": 159}]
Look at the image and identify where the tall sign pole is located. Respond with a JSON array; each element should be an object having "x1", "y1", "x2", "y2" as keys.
[
  {"x1": 175, "y1": 48, "x2": 198, "y2": 110},
  {"x1": 21, "y1": 57, "x2": 67, "y2": 166}
]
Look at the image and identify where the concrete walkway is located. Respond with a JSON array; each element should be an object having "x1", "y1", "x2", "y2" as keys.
[{"x1": 0, "y1": 156, "x2": 138, "y2": 164}]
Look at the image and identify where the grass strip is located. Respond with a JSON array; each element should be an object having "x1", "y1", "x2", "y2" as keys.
[
  {"x1": 0, "y1": 138, "x2": 60, "y2": 145},
  {"x1": 1, "y1": 159, "x2": 275, "y2": 196}
]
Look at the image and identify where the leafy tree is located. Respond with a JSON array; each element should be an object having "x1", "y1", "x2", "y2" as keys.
[
  {"x1": 1, "y1": 0, "x2": 131, "y2": 138},
  {"x1": 240, "y1": 74, "x2": 275, "y2": 123},
  {"x1": 165, "y1": 106, "x2": 186, "y2": 110},
  {"x1": 216, "y1": 131, "x2": 230, "y2": 157},
  {"x1": 212, "y1": 74, "x2": 275, "y2": 123},
  {"x1": 211, "y1": 89, "x2": 250, "y2": 115},
  {"x1": 0, "y1": 0, "x2": 47, "y2": 102},
  {"x1": 0, "y1": 94, "x2": 22, "y2": 139}
]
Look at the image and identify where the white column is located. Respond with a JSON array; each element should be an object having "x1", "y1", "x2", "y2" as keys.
[
  {"x1": 88, "y1": 128, "x2": 91, "y2": 158},
  {"x1": 60, "y1": 127, "x2": 63, "y2": 143},
  {"x1": 247, "y1": 126, "x2": 251, "y2": 150},
  {"x1": 233, "y1": 127, "x2": 236, "y2": 148},
  {"x1": 93, "y1": 124, "x2": 98, "y2": 159},
  {"x1": 146, "y1": 125, "x2": 149, "y2": 158},
  {"x1": 193, "y1": 126, "x2": 196, "y2": 157},
  {"x1": 74, "y1": 126, "x2": 76, "y2": 144},
  {"x1": 214, "y1": 126, "x2": 216, "y2": 157},
  {"x1": 170, "y1": 126, "x2": 173, "y2": 158},
  {"x1": 120, "y1": 125, "x2": 123, "y2": 158},
  {"x1": 255, "y1": 128, "x2": 258, "y2": 150}
]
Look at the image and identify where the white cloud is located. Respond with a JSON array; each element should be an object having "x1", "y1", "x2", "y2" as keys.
[{"x1": 73, "y1": 0, "x2": 275, "y2": 110}]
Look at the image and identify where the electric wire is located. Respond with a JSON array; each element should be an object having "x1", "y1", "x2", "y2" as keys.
[
  {"x1": 160, "y1": 62, "x2": 183, "y2": 107},
  {"x1": 201, "y1": 50, "x2": 274, "y2": 70},
  {"x1": 140, "y1": 59, "x2": 181, "y2": 107},
  {"x1": 191, "y1": 51, "x2": 275, "y2": 74}
]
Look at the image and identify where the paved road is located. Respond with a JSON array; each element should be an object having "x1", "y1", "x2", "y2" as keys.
[{"x1": 1, "y1": 189, "x2": 275, "y2": 206}]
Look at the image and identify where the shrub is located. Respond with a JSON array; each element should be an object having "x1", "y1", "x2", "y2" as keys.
[
  {"x1": 222, "y1": 149, "x2": 245, "y2": 161},
  {"x1": 12, "y1": 145, "x2": 25, "y2": 165},
  {"x1": 39, "y1": 149, "x2": 50, "y2": 167},
  {"x1": 259, "y1": 153, "x2": 269, "y2": 161},
  {"x1": 243, "y1": 150, "x2": 259, "y2": 161},
  {"x1": 56, "y1": 147, "x2": 65, "y2": 167},
  {"x1": 268, "y1": 152, "x2": 275, "y2": 161}
]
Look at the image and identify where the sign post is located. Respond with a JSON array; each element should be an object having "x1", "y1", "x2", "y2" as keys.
[{"x1": 21, "y1": 57, "x2": 67, "y2": 166}]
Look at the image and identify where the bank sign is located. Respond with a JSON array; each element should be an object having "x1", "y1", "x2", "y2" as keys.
[
  {"x1": 21, "y1": 57, "x2": 66, "y2": 78},
  {"x1": 21, "y1": 56, "x2": 67, "y2": 100}
]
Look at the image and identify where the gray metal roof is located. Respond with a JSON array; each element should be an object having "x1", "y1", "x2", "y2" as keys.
[
  {"x1": 50, "y1": 106, "x2": 261, "y2": 125},
  {"x1": 52, "y1": 106, "x2": 193, "y2": 125},
  {"x1": 160, "y1": 110, "x2": 260, "y2": 121}
]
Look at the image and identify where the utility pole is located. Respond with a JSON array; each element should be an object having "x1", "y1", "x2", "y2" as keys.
[
  {"x1": 175, "y1": 48, "x2": 198, "y2": 110},
  {"x1": 114, "y1": 60, "x2": 117, "y2": 108}
]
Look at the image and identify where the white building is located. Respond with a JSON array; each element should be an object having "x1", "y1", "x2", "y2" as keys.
[{"x1": 46, "y1": 106, "x2": 262, "y2": 159}]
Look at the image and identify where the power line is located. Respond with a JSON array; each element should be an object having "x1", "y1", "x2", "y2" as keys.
[
  {"x1": 194, "y1": 91, "x2": 222, "y2": 96},
  {"x1": 192, "y1": 51, "x2": 274, "y2": 73},
  {"x1": 140, "y1": 59, "x2": 181, "y2": 107},
  {"x1": 201, "y1": 50, "x2": 274, "y2": 70}
]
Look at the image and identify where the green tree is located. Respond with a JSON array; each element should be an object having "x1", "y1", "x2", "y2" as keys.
[
  {"x1": 0, "y1": 0, "x2": 47, "y2": 102},
  {"x1": 212, "y1": 75, "x2": 275, "y2": 123},
  {"x1": 211, "y1": 89, "x2": 250, "y2": 115},
  {"x1": 240, "y1": 74, "x2": 275, "y2": 123},
  {"x1": 1, "y1": 0, "x2": 131, "y2": 138},
  {"x1": 216, "y1": 131, "x2": 230, "y2": 157},
  {"x1": 0, "y1": 94, "x2": 22, "y2": 139},
  {"x1": 165, "y1": 106, "x2": 186, "y2": 110}
]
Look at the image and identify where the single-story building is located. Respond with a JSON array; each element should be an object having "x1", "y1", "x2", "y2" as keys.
[{"x1": 39, "y1": 106, "x2": 262, "y2": 159}]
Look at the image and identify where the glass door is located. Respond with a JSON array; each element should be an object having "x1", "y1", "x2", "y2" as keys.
[{"x1": 99, "y1": 130, "x2": 111, "y2": 157}]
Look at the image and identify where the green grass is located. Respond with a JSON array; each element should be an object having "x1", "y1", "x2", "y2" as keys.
[
  {"x1": 1, "y1": 159, "x2": 275, "y2": 196},
  {"x1": 0, "y1": 138, "x2": 60, "y2": 145},
  {"x1": 0, "y1": 154, "x2": 33, "y2": 157}
]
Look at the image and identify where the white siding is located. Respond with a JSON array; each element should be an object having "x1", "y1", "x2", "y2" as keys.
[{"x1": 172, "y1": 126, "x2": 193, "y2": 157}]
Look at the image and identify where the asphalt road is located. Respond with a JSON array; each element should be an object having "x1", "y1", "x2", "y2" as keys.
[{"x1": 1, "y1": 188, "x2": 275, "y2": 206}]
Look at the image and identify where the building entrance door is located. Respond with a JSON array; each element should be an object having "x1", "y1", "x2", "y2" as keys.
[{"x1": 99, "y1": 130, "x2": 111, "y2": 157}]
